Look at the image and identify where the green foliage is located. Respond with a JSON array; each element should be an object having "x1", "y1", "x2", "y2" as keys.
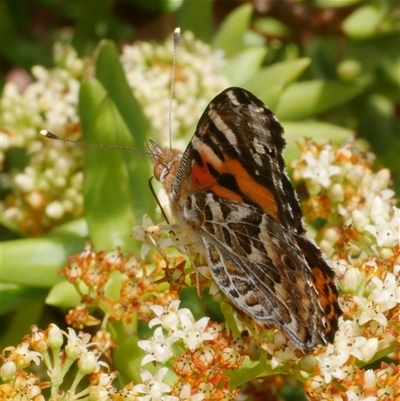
[{"x1": 1, "y1": 1, "x2": 399, "y2": 398}]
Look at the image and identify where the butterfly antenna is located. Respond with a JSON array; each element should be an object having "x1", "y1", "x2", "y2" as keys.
[
  {"x1": 169, "y1": 27, "x2": 180, "y2": 150},
  {"x1": 39, "y1": 130, "x2": 150, "y2": 155}
]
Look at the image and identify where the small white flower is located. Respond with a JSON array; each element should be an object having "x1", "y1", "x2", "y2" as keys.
[
  {"x1": 341, "y1": 267, "x2": 364, "y2": 293},
  {"x1": 149, "y1": 300, "x2": 192, "y2": 333},
  {"x1": 368, "y1": 196, "x2": 386, "y2": 222},
  {"x1": 351, "y1": 210, "x2": 370, "y2": 230},
  {"x1": 332, "y1": 259, "x2": 350, "y2": 277},
  {"x1": 364, "y1": 212, "x2": 399, "y2": 249},
  {"x1": 10, "y1": 341, "x2": 43, "y2": 368},
  {"x1": 0, "y1": 360, "x2": 17, "y2": 381},
  {"x1": 364, "y1": 198, "x2": 400, "y2": 250},
  {"x1": 263, "y1": 331, "x2": 298, "y2": 369},
  {"x1": 358, "y1": 338, "x2": 379, "y2": 362},
  {"x1": 63, "y1": 327, "x2": 92, "y2": 360},
  {"x1": 138, "y1": 327, "x2": 179, "y2": 365},
  {"x1": 131, "y1": 215, "x2": 156, "y2": 258},
  {"x1": 368, "y1": 273, "x2": 400, "y2": 312},
  {"x1": 14, "y1": 172, "x2": 35, "y2": 191},
  {"x1": 334, "y1": 320, "x2": 366, "y2": 360},
  {"x1": 177, "y1": 315, "x2": 213, "y2": 352},
  {"x1": 45, "y1": 200, "x2": 65, "y2": 219},
  {"x1": 78, "y1": 349, "x2": 108, "y2": 374},
  {"x1": 363, "y1": 369, "x2": 377, "y2": 388},
  {"x1": 353, "y1": 296, "x2": 387, "y2": 326},
  {"x1": 132, "y1": 368, "x2": 179, "y2": 401},
  {"x1": 178, "y1": 383, "x2": 205, "y2": 401},
  {"x1": 315, "y1": 344, "x2": 349, "y2": 384},
  {"x1": 302, "y1": 146, "x2": 341, "y2": 194},
  {"x1": 346, "y1": 391, "x2": 377, "y2": 401},
  {"x1": 47, "y1": 323, "x2": 64, "y2": 349}
]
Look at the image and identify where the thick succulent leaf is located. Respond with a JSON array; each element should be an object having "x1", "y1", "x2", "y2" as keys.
[
  {"x1": 245, "y1": 58, "x2": 311, "y2": 110},
  {"x1": 275, "y1": 80, "x2": 363, "y2": 120},
  {"x1": 212, "y1": 3, "x2": 253, "y2": 58}
]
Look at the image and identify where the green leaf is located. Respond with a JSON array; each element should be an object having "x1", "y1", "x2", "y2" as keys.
[
  {"x1": 275, "y1": 80, "x2": 363, "y2": 120},
  {"x1": 253, "y1": 17, "x2": 291, "y2": 36},
  {"x1": 124, "y1": 0, "x2": 183, "y2": 13},
  {"x1": 94, "y1": 40, "x2": 155, "y2": 224},
  {"x1": 46, "y1": 280, "x2": 81, "y2": 308},
  {"x1": 177, "y1": 0, "x2": 213, "y2": 43},
  {"x1": 212, "y1": 3, "x2": 253, "y2": 58},
  {"x1": 83, "y1": 96, "x2": 148, "y2": 252},
  {"x1": 1, "y1": 294, "x2": 46, "y2": 348},
  {"x1": 245, "y1": 58, "x2": 311, "y2": 110},
  {"x1": 356, "y1": 94, "x2": 400, "y2": 194},
  {"x1": 223, "y1": 47, "x2": 267, "y2": 86},
  {"x1": 0, "y1": 284, "x2": 47, "y2": 315},
  {"x1": 112, "y1": 321, "x2": 142, "y2": 383},
  {"x1": 341, "y1": 32, "x2": 400, "y2": 73},
  {"x1": 80, "y1": 58, "x2": 156, "y2": 251},
  {"x1": 380, "y1": 54, "x2": 400, "y2": 90},
  {"x1": 79, "y1": 78, "x2": 107, "y2": 135},
  {"x1": 1, "y1": 229, "x2": 87, "y2": 287},
  {"x1": 282, "y1": 121, "x2": 354, "y2": 162},
  {"x1": 313, "y1": 0, "x2": 363, "y2": 7},
  {"x1": 342, "y1": 3, "x2": 389, "y2": 40},
  {"x1": 95, "y1": 40, "x2": 152, "y2": 148}
]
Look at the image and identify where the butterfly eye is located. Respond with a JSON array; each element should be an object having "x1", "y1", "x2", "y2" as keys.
[{"x1": 154, "y1": 163, "x2": 168, "y2": 182}]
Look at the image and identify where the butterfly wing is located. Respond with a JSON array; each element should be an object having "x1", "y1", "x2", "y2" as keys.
[
  {"x1": 173, "y1": 87, "x2": 303, "y2": 232},
  {"x1": 183, "y1": 191, "x2": 328, "y2": 351},
  {"x1": 171, "y1": 87, "x2": 340, "y2": 351}
]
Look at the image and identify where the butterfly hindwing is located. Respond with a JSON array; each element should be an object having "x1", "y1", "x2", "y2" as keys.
[{"x1": 182, "y1": 190, "x2": 327, "y2": 351}]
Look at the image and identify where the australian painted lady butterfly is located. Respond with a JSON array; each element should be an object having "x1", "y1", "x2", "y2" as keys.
[{"x1": 148, "y1": 87, "x2": 342, "y2": 352}]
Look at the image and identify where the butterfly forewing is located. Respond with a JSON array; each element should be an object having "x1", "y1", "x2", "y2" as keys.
[
  {"x1": 152, "y1": 87, "x2": 341, "y2": 352},
  {"x1": 180, "y1": 88, "x2": 304, "y2": 231}
]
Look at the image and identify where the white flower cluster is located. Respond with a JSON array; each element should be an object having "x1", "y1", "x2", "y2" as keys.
[
  {"x1": 132, "y1": 300, "x2": 211, "y2": 401},
  {"x1": 292, "y1": 140, "x2": 395, "y2": 219},
  {"x1": 349, "y1": 195, "x2": 400, "y2": 258},
  {"x1": 1, "y1": 44, "x2": 85, "y2": 233},
  {"x1": 308, "y1": 258, "x2": 400, "y2": 397},
  {"x1": 120, "y1": 30, "x2": 230, "y2": 146},
  {"x1": 300, "y1": 144, "x2": 342, "y2": 195},
  {"x1": 1, "y1": 43, "x2": 82, "y2": 152},
  {"x1": 139, "y1": 300, "x2": 213, "y2": 359},
  {"x1": 262, "y1": 330, "x2": 299, "y2": 369},
  {"x1": 291, "y1": 140, "x2": 398, "y2": 258}
]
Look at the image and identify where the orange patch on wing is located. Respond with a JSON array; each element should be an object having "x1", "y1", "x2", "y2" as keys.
[
  {"x1": 224, "y1": 159, "x2": 278, "y2": 218},
  {"x1": 311, "y1": 266, "x2": 337, "y2": 335},
  {"x1": 190, "y1": 152, "x2": 278, "y2": 219},
  {"x1": 212, "y1": 186, "x2": 244, "y2": 203},
  {"x1": 191, "y1": 162, "x2": 217, "y2": 188}
]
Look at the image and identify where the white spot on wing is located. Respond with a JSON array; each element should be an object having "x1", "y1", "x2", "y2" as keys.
[
  {"x1": 253, "y1": 153, "x2": 262, "y2": 166},
  {"x1": 191, "y1": 135, "x2": 223, "y2": 169},
  {"x1": 206, "y1": 195, "x2": 224, "y2": 221},
  {"x1": 253, "y1": 137, "x2": 266, "y2": 155},
  {"x1": 208, "y1": 109, "x2": 238, "y2": 148},
  {"x1": 226, "y1": 89, "x2": 240, "y2": 106}
]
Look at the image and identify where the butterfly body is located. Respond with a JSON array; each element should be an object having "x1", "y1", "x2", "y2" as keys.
[{"x1": 149, "y1": 87, "x2": 341, "y2": 352}]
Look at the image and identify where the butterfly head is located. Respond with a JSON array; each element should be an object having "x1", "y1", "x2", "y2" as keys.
[{"x1": 146, "y1": 140, "x2": 182, "y2": 194}]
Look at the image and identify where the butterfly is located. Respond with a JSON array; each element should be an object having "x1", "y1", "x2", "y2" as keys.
[{"x1": 147, "y1": 87, "x2": 342, "y2": 352}]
